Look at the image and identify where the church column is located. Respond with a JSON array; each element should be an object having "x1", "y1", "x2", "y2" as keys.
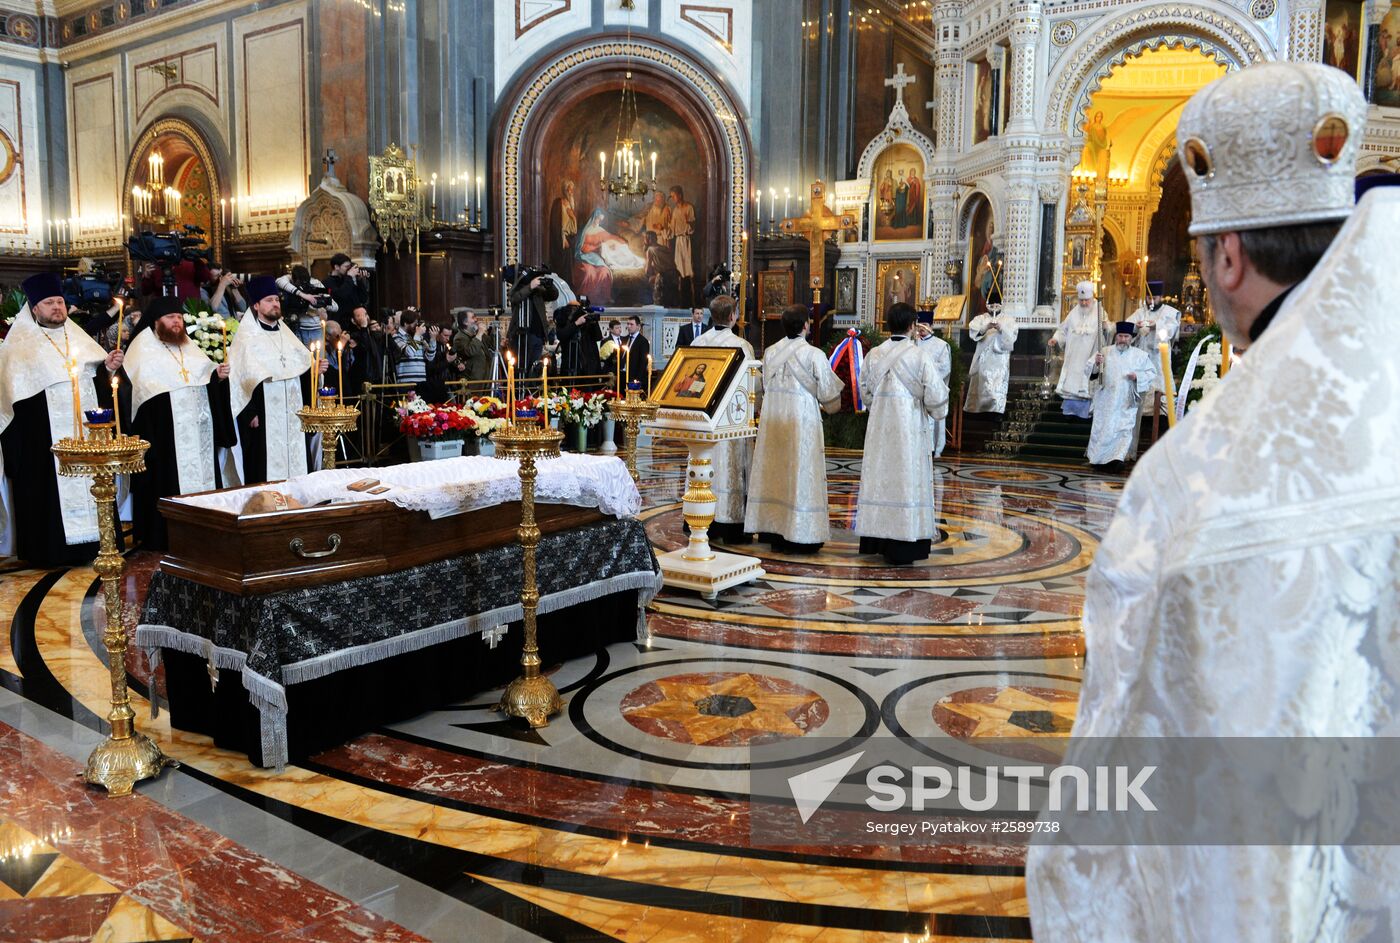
[
  {"x1": 930, "y1": 0, "x2": 965, "y2": 291},
  {"x1": 1001, "y1": 0, "x2": 1043, "y2": 319},
  {"x1": 1287, "y1": 0, "x2": 1325, "y2": 61}
]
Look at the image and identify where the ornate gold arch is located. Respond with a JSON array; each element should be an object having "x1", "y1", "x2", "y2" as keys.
[{"x1": 120, "y1": 116, "x2": 226, "y2": 259}]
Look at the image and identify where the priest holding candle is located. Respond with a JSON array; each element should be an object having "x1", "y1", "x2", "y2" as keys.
[
  {"x1": 0, "y1": 273, "x2": 124, "y2": 565},
  {"x1": 120, "y1": 296, "x2": 236, "y2": 550},
  {"x1": 227, "y1": 276, "x2": 325, "y2": 485},
  {"x1": 1082, "y1": 321, "x2": 1155, "y2": 470}
]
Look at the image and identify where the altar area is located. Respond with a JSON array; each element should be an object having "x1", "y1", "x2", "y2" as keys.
[{"x1": 135, "y1": 454, "x2": 661, "y2": 768}]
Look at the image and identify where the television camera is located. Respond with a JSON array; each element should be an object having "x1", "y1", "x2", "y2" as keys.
[
  {"x1": 126, "y1": 224, "x2": 214, "y2": 297},
  {"x1": 61, "y1": 261, "x2": 128, "y2": 311}
]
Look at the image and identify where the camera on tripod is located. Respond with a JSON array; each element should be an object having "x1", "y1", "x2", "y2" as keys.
[
  {"x1": 126, "y1": 224, "x2": 213, "y2": 267},
  {"x1": 62, "y1": 260, "x2": 125, "y2": 310}
]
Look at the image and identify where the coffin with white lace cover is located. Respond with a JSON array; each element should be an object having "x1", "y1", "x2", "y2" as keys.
[{"x1": 159, "y1": 453, "x2": 641, "y2": 594}]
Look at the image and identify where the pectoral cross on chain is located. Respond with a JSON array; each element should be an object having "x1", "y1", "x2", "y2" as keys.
[
  {"x1": 177, "y1": 364, "x2": 191, "y2": 382},
  {"x1": 482, "y1": 625, "x2": 508, "y2": 649}
]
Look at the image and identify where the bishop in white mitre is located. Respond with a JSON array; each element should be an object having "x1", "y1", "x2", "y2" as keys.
[
  {"x1": 123, "y1": 296, "x2": 236, "y2": 551},
  {"x1": 963, "y1": 307, "x2": 1017, "y2": 413},
  {"x1": 1027, "y1": 62, "x2": 1400, "y2": 941},
  {"x1": 0, "y1": 273, "x2": 122, "y2": 565},
  {"x1": 744, "y1": 305, "x2": 843, "y2": 553},
  {"x1": 1083, "y1": 321, "x2": 1154, "y2": 468},
  {"x1": 229, "y1": 276, "x2": 321, "y2": 485},
  {"x1": 1047, "y1": 281, "x2": 1109, "y2": 418},
  {"x1": 688, "y1": 295, "x2": 757, "y2": 543},
  {"x1": 855, "y1": 303, "x2": 948, "y2": 565}
]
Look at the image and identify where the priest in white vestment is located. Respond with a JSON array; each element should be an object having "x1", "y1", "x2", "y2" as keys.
[
  {"x1": 1047, "y1": 281, "x2": 1108, "y2": 418},
  {"x1": 1127, "y1": 280, "x2": 1181, "y2": 416},
  {"x1": 0, "y1": 273, "x2": 122, "y2": 565},
  {"x1": 1027, "y1": 62, "x2": 1400, "y2": 941},
  {"x1": 915, "y1": 323, "x2": 951, "y2": 456},
  {"x1": 855, "y1": 304, "x2": 948, "y2": 564},
  {"x1": 1083, "y1": 321, "x2": 1154, "y2": 468},
  {"x1": 744, "y1": 305, "x2": 843, "y2": 553},
  {"x1": 963, "y1": 308, "x2": 1017, "y2": 413},
  {"x1": 228, "y1": 276, "x2": 321, "y2": 485},
  {"x1": 689, "y1": 295, "x2": 757, "y2": 543},
  {"x1": 123, "y1": 296, "x2": 236, "y2": 550}
]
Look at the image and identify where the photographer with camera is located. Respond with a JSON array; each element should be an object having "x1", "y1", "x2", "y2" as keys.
[
  {"x1": 507, "y1": 265, "x2": 561, "y2": 369},
  {"x1": 276, "y1": 264, "x2": 337, "y2": 346},
  {"x1": 390, "y1": 309, "x2": 437, "y2": 394},
  {"x1": 451, "y1": 309, "x2": 492, "y2": 384},
  {"x1": 345, "y1": 307, "x2": 387, "y2": 392},
  {"x1": 554, "y1": 295, "x2": 604, "y2": 386},
  {"x1": 202, "y1": 265, "x2": 247, "y2": 318},
  {"x1": 324, "y1": 253, "x2": 369, "y2": 325},
  {"x1": 702, "y1": 263, "x2": 733, "y2": 303}
]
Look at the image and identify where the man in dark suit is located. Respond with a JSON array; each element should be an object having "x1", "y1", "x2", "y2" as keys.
[
  {"x1": 624, "y1": 315, "x2": 651, "y2": 389},
  {"x1": 676, "y1": 307, "x2": 709, "y2": 347}
]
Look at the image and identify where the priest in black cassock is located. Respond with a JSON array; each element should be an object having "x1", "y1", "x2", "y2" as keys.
[
  {"x1": 228, "y1": 277, "x2": 323, "y2": 485},
  {"x1": 122, "y1": 297, "x2": 236, "y2": 551},
  {"x1": 0, "y1": 273, "x2": 123, "y2": 566}
]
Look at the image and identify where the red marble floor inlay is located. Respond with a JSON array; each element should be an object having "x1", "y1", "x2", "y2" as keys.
[
  {"x1": 0, "y1": 721, "x2": 426, "y2": 942},
  {"x1": 619, "y1": 672, "x2": 830, "y2": 747},
  {"x1": 989, "y1": 586, "x2": 1084, "y2": 617},
  {"x1": 751, "y1": 588, "x2": 855, "y2": 616},
  {"x1": 866, "y1": 589, "x2": 983, "y2": 622},
  {"x1": 311, "y1": 733, "x2": 1030, "y2": 867}
]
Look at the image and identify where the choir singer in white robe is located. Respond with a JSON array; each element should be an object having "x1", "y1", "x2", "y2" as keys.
[
  {"x1": 1027, "y1": 62, "x2": 1400, "y2": 941},
  {"x1": 963, "y1": 308, "x2": 1017, "y2": 413},
  {"x1": 855, "y1": 303, "x2": 948, "y2": 564},
  {"x1": 1082, "y1": 321, "x2": 1153, "y2": 470},
  {"x1": 1047, "y1": 281, "x2": 1108, "y2": 418},
  {"x1": 229, "y1": 276, "x2": 323, "y2": 485},
  {"x1": 744, "y1": 305, "x2": 843, "y2": 553},
  {"x1": 688, "y1": 294, "x2": 757, "y2": 543}
]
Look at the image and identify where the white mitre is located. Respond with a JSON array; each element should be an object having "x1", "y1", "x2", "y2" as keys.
[
  {"x1": 1177, "y1": 61, "x2": 1366, "y2": 235},
  {"x1": 1076, "y1": 281, "x2": 1095, "y2": 300}
]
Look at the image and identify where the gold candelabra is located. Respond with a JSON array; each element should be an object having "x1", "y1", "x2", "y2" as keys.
[
  {"x1": 52, "y1": 422, "x2": 176, "y2": 795},
  {"x1": 607, "y1": 388, "x2": 660, "y2": 481},
  {"x1": 492, "y1": 418, "x2": 565, "y2": 727},
  {"x1": 297, "y1": 403, "x2": 361, "y2": 470}
]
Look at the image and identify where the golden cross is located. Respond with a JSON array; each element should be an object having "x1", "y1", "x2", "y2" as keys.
[{"x1": 779, "y1": 180, "x2": 857, "y2": 297}]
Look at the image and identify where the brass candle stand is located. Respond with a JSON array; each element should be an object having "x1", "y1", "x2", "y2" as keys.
[
  {"x1": 51, "y1": 422, "x2": 175, "y2": 796},
  {"x1": 297, "y1": 403, "x2": 361, "y2": 470},
  {"x1": 492, "y1": 418, "x2": 565, "y2": 727},
  {"x1": 607, "y1": 389, "x2": 660, "y2": 481}
]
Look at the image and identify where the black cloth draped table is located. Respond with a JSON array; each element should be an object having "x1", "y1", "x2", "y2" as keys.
[{"x1": 137, "y1": 517, "x2": 660, "y2": 767}]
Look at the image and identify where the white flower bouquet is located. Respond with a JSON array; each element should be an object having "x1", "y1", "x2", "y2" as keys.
[{"x1": 181, "y1": 300, "x2": 238, "y2": 363}]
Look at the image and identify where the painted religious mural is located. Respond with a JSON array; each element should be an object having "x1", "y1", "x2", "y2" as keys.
[
  {"x1": 972, "y1": 59, "x2": 994, "y2": 146},
  {"x1": 1370, "y1": 8, "x2": 1400, "y2": 105},
  {"x1": 537, "y1": 90, "x2": 706, "y2": 307},
  {"x1": 871, "y1": 143, "x2": 925, "y2": 241},
  {"x1": 1322, "y1": 0, "x2": 1363, "y2": 79}
]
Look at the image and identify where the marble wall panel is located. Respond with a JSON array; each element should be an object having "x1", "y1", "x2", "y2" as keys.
[
  {"x1": 0, "y1": 63, "x2": 38, "y2": 239},
  {"x1": 68, "y1": 71, "x2": 120, "y2": 229},
  {"x1": 234, "y1": 4, "x2": 309, "y2": 210}
]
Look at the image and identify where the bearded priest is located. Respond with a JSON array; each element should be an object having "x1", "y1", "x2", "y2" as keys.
[
  {"x1": 1083, "y1": 321, "x2": 1153, "y2": 470},
  {"x1": 228, "y1": 276, "x2": 323, "y2": 485},
  {"x1": 0, "y1": 273, "x2": 123, "y2": 566},
  {"x1": 122, "y1": 296, "x2": 236, "y2": 550},
  {"x1": 1047, "y1": 281, "x2": 1109, "y2": 418}
]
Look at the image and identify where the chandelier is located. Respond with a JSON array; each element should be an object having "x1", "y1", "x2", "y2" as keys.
[
  {"x1": 131, "y1": 150, "x2": 182, "y2": 225},
  {"x1": 598, "y1": 3, "x2": 656, "y2": 200}
]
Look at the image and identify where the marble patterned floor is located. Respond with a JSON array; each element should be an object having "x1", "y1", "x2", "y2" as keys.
[{"x1": 0, "y1": 446, "x2": 1123, "y2": 942}]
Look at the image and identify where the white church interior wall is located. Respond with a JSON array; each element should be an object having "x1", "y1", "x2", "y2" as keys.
[
  {"x1": 659, "y1": 1, "x2": 752, "y2": 112},
  {"x1": 0, "y1": 60, "x2": 39, "y2": 243},
  {"x1": 127, "y1": 24, "x2": 227, "y2": 154},
  {"x1": 66, "y1": 59, "x2": 122, "y2": 238},
  {"x1": 233, "y1": 3, "x2": 309, "y2": 220},
  {"x1": 493, "y1": 0, "x2": 591, "y2": 101}
]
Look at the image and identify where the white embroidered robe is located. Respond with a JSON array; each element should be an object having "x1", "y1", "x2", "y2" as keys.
[
  {"x1": 964, "y1": 312, "x2": 1018, "y2": 413},
  {"x1": 1084, "y1": 344, "x2": 1154, "y2": 464},
  {"x1": 689, "y1": 326, "x2": 758, "y2": 525},
  {"x1": 920, "y1": 334, "x2": 952, "y2": 456},
  {"x1": 1051, "y1": 304, "x2": 1108, "y2": 400},
  {"x1": 125, "y1": 329, "x2": 218, "y2": 493},
  {"x1": 228, "y1": 313, "x2": 311, "y2": 483}
]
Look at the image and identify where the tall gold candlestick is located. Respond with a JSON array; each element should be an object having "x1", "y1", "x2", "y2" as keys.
[{"x1": 1158, "y1": 342, "x2": 1177, "y2": 430}]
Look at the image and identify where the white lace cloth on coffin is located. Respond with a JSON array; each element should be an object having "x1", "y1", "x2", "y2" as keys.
[{"x1": 167, "y1": 452, "x2": 642, "y2": 520}]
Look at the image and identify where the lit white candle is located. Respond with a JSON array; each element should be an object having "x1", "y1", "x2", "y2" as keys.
[
  {"x1": 650, "y1": 151, "x2": 657, "y2": 181},
  {"x1": 599, "y1": 151, "x2": 607, "y2": 181}
]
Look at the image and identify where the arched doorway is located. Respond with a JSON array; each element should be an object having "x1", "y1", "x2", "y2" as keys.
[
  {"x1": 495, "y1": 37, "x2": 751, "y2": 290},
  {"x1": 1062, "y1": 44, "x2": 1226, "y2": 316},
  {"x1": 121, "y1": 118, "x2": 225, "y2": 259}
]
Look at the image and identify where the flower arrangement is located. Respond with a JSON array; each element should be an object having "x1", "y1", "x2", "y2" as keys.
[
  {"x1": 463, "y1": 395, "x2": 508, "y2": 437},
  {"x1": 395, "y1": 394, "x2": 476, "y2": 441},
  {"x1": 554, "y1": 389, "x2": 610, "y2": 428},
  {"x1": 1174, "y1": 323, "x2": 1224, "y2": 416},
  {"x1": 181, "y1": 300, "x2": 238, "y2": 363},
  {"x1": 0, "y1": 288, "x2": 25, "y2": 340}
]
